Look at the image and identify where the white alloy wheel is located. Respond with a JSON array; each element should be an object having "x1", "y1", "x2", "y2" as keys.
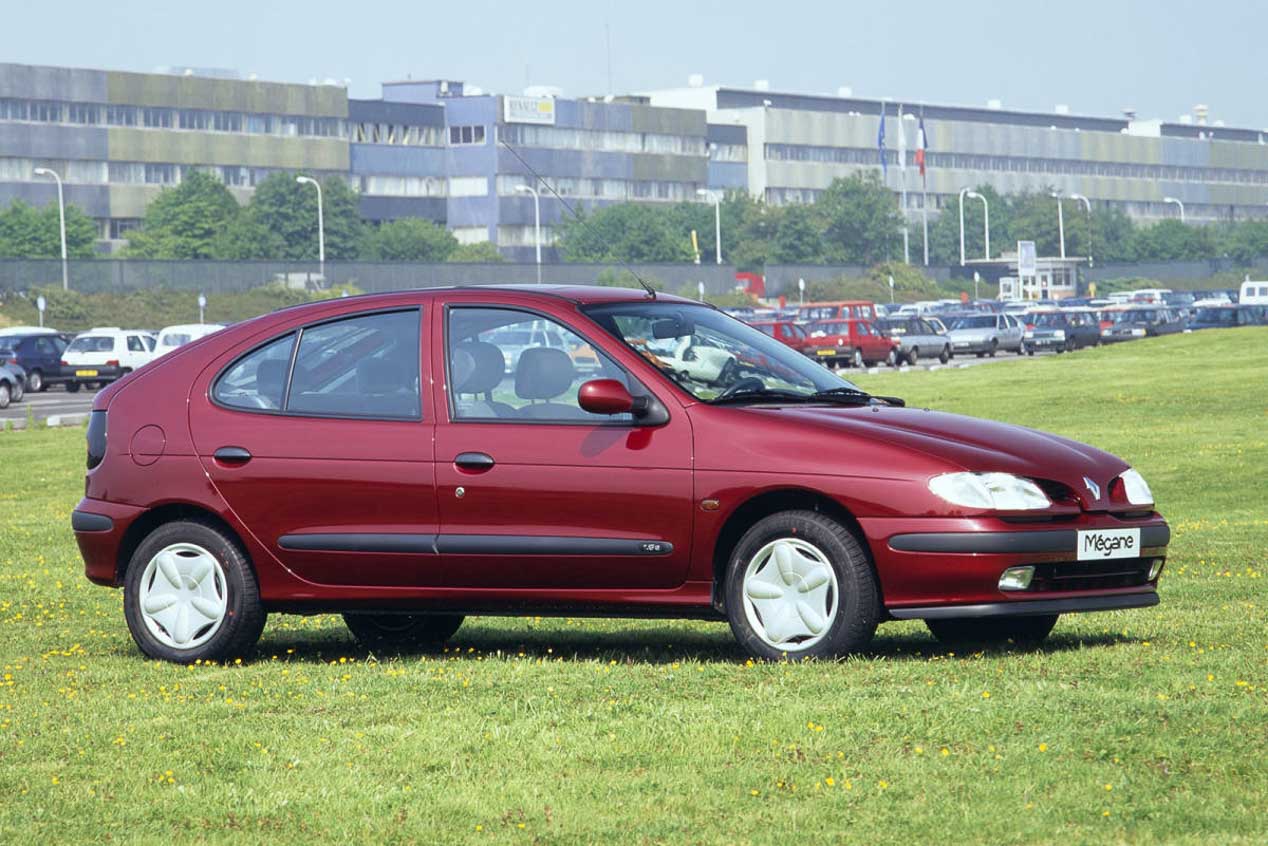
[
  {"x1": 741, "y1": 538, "x2": 839, "y2": 652},
  {"x1": 137, "y1": 543, "x2": 228, "y2": 650}
]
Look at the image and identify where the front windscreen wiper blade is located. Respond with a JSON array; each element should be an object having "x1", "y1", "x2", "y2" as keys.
[
  {"x1": 706, "y1": 389, "x2": 821, "y2": 406},
  {"x1": 811, "y1": 387, "x2": 906, "y2": 407}
]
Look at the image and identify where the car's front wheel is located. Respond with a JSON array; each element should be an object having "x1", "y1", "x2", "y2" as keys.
[
  {"x1": 886, "y1": 349, "x2": 898, "y2": 368},
  {"x1": 725, "y1": 510, "x2": 880, "y2": 660},
  {"x1": 906, "y1": 348, "x2": 920, "y2": 366},
  {"x1": 343, "y1": 613, "x2": 464, "y2": 649},
  {"x1": 925, "y1": 614, "x2": 1058, "y2": 645},
  {"x1": 0, "y1": 382, "x2": 10, "y2": 409},
  {"x1": 938, "y1": 346, "x2": 950, "y2": 364},
  {"x1": 852, "y1": 349, "x2": 864, "y2": 368},
  {"x1": 123, "y1": 520, "x2": 266, "y2": 663}
]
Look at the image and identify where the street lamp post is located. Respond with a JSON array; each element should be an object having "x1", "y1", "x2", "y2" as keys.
[
  {"x1": 696, "y1": 188, "x2": 722, "y2": 264},
  {"x1": 959, "y1": 189, "x2": 990, "y2": 265},
  {"x1": 514, "y1": 184, "x2": 543, "y2": 284},
  {"x1": 33, "y1": 168, "x2": 68, "y2": 291},
  {"x1": 1050, "y1": 191, "x2": 1066, "y2": 260},
  {"x1": 1163, "y1": 196, "x2": 1185, "y2": 223},
  {"x1": 1069, "y1": 193, "x2": 1093, "y2": 267},
  {"x1": 295, "y1": 176, "x2": 325, "y2": 281}
]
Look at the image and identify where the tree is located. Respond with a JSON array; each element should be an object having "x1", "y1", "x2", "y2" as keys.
[
  {"x1": 771, "y1": 204, "x2": 823, "y2": 263},
  {"x1": 0, "y1": 199, "x2": 97, "y2": 258},
  {"x1": 217, "y1": 173, "x2": 364, "y2": 260},
  {"x1": 1222, "y1": 220, "x2": 1268, "y2": 264},
  {"x1": 446, "y1": 241, "x2": 505, "y2": 263},
  {"x1": 124, "y1": 171, "x2": 241, "y2": 259},
  {"x1": 361, "y1": 218, "x2": 457, "y2": 261},
  {"x1": 556, "y1": 204, "x2": 694, "y2": 263},
  {"x1": 816, "y1": 173, "x2": 903, "y2": 264},
  {"x1": 1128, "y1": 220, "x2": 1217, "y2": 261}
]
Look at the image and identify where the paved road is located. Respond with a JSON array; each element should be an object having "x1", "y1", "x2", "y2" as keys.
[{"x1": 1, "y1": 385, "x2": 100, "y2": 424}]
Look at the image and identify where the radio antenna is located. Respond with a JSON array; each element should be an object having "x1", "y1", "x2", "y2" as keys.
[{"x1": 499, "y1": 137, "x2": 657, "y2": 299}]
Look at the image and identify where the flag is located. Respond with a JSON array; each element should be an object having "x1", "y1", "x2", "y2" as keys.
[
  {"x1": 897, "y1": 105, "x2": 907, "y2": 172},
  {"x1": 916, "y1": 113, "x2": 929, "y2": 179},
  {"x1": 877, "y1": 102, "x2": 887, "y2": 179}
]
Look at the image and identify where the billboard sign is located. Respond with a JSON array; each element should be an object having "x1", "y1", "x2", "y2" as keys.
[
  {"x1": 1017, "y1": 240, "x2": 1037, "y2": 275},
  {"x1": 503, "y1": 96, "x2": 556, "y2": 125}
]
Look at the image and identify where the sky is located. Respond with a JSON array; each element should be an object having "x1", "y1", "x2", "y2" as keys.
[{"x1": 7, "y1": 0, "x2": 1267, "y2": 128}]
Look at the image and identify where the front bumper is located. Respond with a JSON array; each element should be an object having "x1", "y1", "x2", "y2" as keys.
[
  {"x1": 951, "y1": 338, "x2": 992, "y2": 353},
  {"x1": 1027, "y1": 335, "x2": 1067, "y2": 349},
  {"x1": 860, "y1": 514, "x2": 1169, "y2": 616}
]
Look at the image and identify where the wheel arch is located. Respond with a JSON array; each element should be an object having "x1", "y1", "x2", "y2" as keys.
[
  {"x1": 709, "y1": 487, "x2": 879, "y2": 611},
  {"x1": 115, "y1": 501, "x2": 250, "y2": 586}
]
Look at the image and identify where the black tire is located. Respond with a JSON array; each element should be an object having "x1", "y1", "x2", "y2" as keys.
[
  {"x1": 938, "y1": 346, "x2": 950, "y2": 364},
  {"x1": 988, "y1": 339, "x2": 998, "y2": 358},
  {"x1": 11, "y1": 380, "x2": 22, "y2": 403},
  {"x1": 1016, "y1": 340, "x2": 1027, "y2": 356},
  {"x1": 725, "y1": 510, "x2": 880, "y2": 660},
  {"x1": 1027, "y1": 350, "x2": 1035, "y2": 356},
  {"x1": 0, "y1": 382, "x2": 9, "y2": 409},
  {"x1": 886, "y1": 349, "x2": 898, "y2": 368},
  {"x1": 122, "y1": 519, "x2": 266, "y2": 663},
  {"x1": 852, "y1": 349, "x2": 864, "y2": 369},
  {"x1": 925, "y1": 614, "x2": 1058, "y2": 646},
  {"x1": 343, "y1": 613, "x2": 464, "y2": 649},
  {"x1": 975, "y1": 352, "x2": 985, "y2": 358},
  {"x1": 1055, "y1": 347, "x2": 1065, "y2": 354},
  {"x1": 906, "y1": 348, "x2": 920, "y2": 366},
  {"x1": 27, "y1": 369, "x2": 43, "y2": 393},
  {"x1": 66, "y1": 381, "x2": 81, "y2": 393}
]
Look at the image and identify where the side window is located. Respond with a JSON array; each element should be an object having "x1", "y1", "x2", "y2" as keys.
[
  {"x1": 127, "y1": 335, "x2": 145, "y2": 352},
  {"x1": 144, "y1": 335, "x2": 156, "y2": 351},
  {"x1": 35, "y1": 337, "x2": 55, "y2": 355},
  {"x1": 214, "y1": 333, "x2": 296, "y2": 411},
  {"x1": 447, "y1": 307, "x2": 632, "y2": 423},
  {"x1": 858, "y1": 323, "x2": 871, "y2": 336},
  {"x1": 287, "y1": 310, "x2": 421, "y2": 419}
]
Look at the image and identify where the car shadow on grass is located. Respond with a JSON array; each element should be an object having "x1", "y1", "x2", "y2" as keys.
[{"x1": 246, "y1": 621, "x2": 1143, "y2": 666}]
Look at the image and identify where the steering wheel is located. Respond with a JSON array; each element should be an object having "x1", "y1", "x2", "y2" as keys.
[{"x1": 716, "y1": 376, "x2": 767, "y2": 399}]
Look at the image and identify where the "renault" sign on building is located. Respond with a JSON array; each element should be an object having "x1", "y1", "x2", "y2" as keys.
[{"x1": 503, "y1": 96, "x2": 556, "y2": 125}]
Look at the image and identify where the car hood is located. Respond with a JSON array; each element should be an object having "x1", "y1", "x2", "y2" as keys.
[{"x1": 752, "y1": 404, "x2": 1128, "y2": 504}]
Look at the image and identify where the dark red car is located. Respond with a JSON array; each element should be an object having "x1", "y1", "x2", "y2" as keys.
[
  {"x1": 749, "y1": 319, "x2": 813, "y2": 355},
  {"x1": 72, "y1": 286, "x2": 1168, "y2": 663},
  {"x1": 805, "y1": 319, "x2": 899, "y2": 368}
]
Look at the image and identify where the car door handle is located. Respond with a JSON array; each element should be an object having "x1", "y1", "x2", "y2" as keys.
[
  {"x1": 213, "y1": 446, "x2": 253, "y2": 464},
  {"x1": 454, "y1": 452, "x2": 495, "y2": 471}
]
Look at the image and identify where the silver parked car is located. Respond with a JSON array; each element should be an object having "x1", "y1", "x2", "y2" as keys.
[
  {"x1": 944, "y1": 313, "x2": 1027, "y2": 357},
  {"x1": 875, "y1": 317, "x2": 952, "y2": 365}
]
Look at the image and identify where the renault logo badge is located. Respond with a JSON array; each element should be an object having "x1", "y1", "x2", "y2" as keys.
[{"x1": 1083, "y1": 477, "x2": 1101, "y2": 500}]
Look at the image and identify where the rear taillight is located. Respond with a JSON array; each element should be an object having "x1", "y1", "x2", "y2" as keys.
[
  {"x1": 61, "y1": 360, "x2": 69, "y2": 366},
  {"x1": 105, "y1": 359, "x2": 120, "y2": 367},
  {"x1": 86, "y1": 410, "x2": 107, "y2": 471}
]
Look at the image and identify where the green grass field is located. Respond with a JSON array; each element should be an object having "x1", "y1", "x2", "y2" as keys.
[{"x1": 1, "y1": 329, "x2": 1265, "y2": 844}]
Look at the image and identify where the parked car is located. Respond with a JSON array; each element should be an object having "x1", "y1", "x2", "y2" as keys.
[
  {"x1": 72, "y1": 285, "x2": 1170, "y2": 663},
  {"x1": 806, "y1": 319, "x2": 899, "y2": 367},
  {"x1": 944, "y1": 313, "x2": 1026, "y2": 357},
  {"x1": 1187, "y1": 304, "x2": 1268, "y2": 330},
  {"x1": 0, "y1": 363, "x2": 25, "y2": 408},
  {"x1": 797, "y1": 301, "x2": 878, "y2": 324},
  {"x1": 62, "y1": 328, "x2": 158, "y2": 391},
  {"x1": 750, "y1": 319, "x2": 813, "y2": 355},
  {"x1": 0, "y1": 329, "x2": 70, "y2": 392},
  {"x1": 1240, "y1": 278, "x2": 1268, "y2": 306},
  {"x1": 1024, "y1": 310, "x2": 1101, "y2": 353},
  {"x1": 1101, "y1": 307, "x2": 1186, "y2": 343},
  {"x1": 154, "y1": 324, "x2": 226, "y2": 359},
  {"x1": 875, "y1": 316, "x2": 952, "y2": 365}
]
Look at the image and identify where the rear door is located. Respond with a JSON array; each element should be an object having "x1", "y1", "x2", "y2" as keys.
[
  {"x1": 188, "y1": 305, "x2": 441, "y2": 588},
  {"x1": 432, "y1": 298, "x2": 694, "y2": 590}
]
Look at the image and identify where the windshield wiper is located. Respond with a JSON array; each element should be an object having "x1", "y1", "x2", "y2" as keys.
[
  {"x1": 708, "y1": 387, "x2": 879, "y2": 407},
  {"x1": 812, "y1": 387, "x2": 907, "y2": 407}
]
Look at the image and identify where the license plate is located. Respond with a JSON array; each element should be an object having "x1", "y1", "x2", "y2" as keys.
[
  {"x1": 816, "y1": 349, "x2": 835, "y2": 356},
  {"x1": 75, "y1": 369, "x2": 98, "y2": 377},
  {"x1": 1077, "y1": 528, "x2": 1140, "y2": 560}
]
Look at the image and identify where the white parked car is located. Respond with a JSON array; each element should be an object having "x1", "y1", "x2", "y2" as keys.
[
  {"x1": 1240, "y1": 278, "x2": 1268, "y2": 306},
  {"x1": 62, "y1": 328, "x2": 157, "y2": 392},
  {"x1": 654, "y1": 336, "x2": 736, "y2": 384},
  {"x1": 154, "y1": 323, "x2": 225, "y2": 358}
]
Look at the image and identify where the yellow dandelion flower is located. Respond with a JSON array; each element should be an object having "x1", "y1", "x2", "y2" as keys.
[{"x1": 1038, "y1": 743, "x2": 1048, "y2": 752}]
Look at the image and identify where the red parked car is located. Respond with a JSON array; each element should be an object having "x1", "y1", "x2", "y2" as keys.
[
  {"x1": 806, "y1": 319, "x2": 899, "y2": 368},
  {"x1": 749, "y1": 319, "x2": 813, "y2": 355},
  {"x1": 72, "y1": 286, "x2": 1169, "y2": 663}
]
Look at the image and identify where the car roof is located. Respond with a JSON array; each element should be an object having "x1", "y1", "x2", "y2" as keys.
[{"x1": 0, "y1": 326, "x2": 57, "y2": 336}]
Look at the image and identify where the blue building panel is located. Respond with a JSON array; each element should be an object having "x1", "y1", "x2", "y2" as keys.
[
  {"x1": 0, "y1": 183, "x2": 110, "y2": 219},
  {"x1": 708, "y1": 161, "x2": 748, "y2": 191},
  {"x1": 0, "y1": 123, "x2": 107, "y2": 161},
  {"x1": 351, "y1": 144, "x2": 448, "y2": 176},
  {"x1": 359, "y1": 195, "x2": 445, "y2": 223}
]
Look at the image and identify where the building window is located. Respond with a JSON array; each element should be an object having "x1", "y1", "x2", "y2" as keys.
[
  {"x1": 29, "y1": 101, "x2": 62, "y2": 122},
  {"x1": 449, "y1": 176, "x2": 489, "y2": 197},
  {"x1": 109, "y1": 219, "x2": 142, "y2": 239},
  {"x1": 449, "y1": 125, "x2": 487, "y2": 145},
  {"x1": 67, "y1": 104, "x2": 100, "y2": 124},
  {"x1": 106, "y1": 105, "x2": 138, "y2": 126},
  {"x1": 144, "y1": 164, "x2": 178, "y2": 184},
  {"x1": 143, "y1": 108, "x2": 174, "y2": 129}
]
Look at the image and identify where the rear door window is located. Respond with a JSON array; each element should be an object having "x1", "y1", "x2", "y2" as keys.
[
  {"x1": 287, "y1": 310, "x2": 422, "y2": 419},
  {"x1": 214, "y1": 333, "x2": 296, "y2": 411}
]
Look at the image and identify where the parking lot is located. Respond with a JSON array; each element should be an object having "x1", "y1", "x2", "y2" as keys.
[{"x1": 0, "y1": 383, "x2": 99, "y2": 425}]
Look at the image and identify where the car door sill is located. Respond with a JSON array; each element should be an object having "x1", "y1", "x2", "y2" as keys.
[{"x1": 278, "y1": 533, "x2": 674, "y2": 556}]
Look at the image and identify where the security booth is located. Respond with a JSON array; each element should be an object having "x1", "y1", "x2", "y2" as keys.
[{"x1": 967, "y1": 254, "x2": 1087, "y2": 301}]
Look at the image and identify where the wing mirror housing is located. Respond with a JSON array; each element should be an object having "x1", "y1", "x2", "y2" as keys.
[{"x1": 578, "y1": 379, "x2": 668, "y2": 425}]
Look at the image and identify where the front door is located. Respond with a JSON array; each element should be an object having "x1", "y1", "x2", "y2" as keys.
[
  {"x1": 188, "y1": 306, "x2": 441, "y2": 588},
  {"x1": 432, "y1": 300, "x2": 694, "y2": 590}
]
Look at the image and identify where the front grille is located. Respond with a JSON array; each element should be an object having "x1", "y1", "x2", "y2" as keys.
[{"x1": 1027, "y1": 558, "x2": 1156, "y2": 592}]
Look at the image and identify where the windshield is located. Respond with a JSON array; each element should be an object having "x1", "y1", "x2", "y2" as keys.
[
  {"x1": 809, "y1": 321, "x2": 848, "y2": 335},
  {"x1": 67, "y1": 336, "x2": 115, "y2": 353},
  {"x1": 161, "y1": 333, "x2": 192, "y2": 347},
  {"x1": 1193, "y1": 307, "x2": 1236, "y2": 324},
  {"x1": 1115, "y1": 309, "x2": 1160, "y2": 323},
  {"x1": 583, "y1": 303, "x2": 858, "y2": 401},
  {"x1": 1033, "y1": 313, "x2": 1068, "y2": 328},
  {"x1": 948, "y1": 315, "x2": 995, "y2": 330}
]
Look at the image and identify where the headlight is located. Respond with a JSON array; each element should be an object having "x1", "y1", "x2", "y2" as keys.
[
  {"x1": 928, "y1": 472, "x2": 1052, "y2": 510},
  {"x1": 1119, "y1": 468, "x2": 1154, "y2": 506},
  {"x1": 1131, "y1": 328, "x2": 1146, "y2": 337}
]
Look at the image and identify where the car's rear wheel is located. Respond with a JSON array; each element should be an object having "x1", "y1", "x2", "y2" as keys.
[
  {"x1": 343, "y1": 613, "x2": 464, "y2": 649},
  {"x1": 1017, "y1": 340, "x2": 1027, "y2": 356},
  {"x1": 725, "y1": 510, "x2": 879, "y2": 660},
  {"x1": 852, "y1": 349, "x2": 864, "y2": 368},
  {"x1": 906, "y1": 348, "x2": 920, "y2": 366},
  {"x1": 988, "y1": 339, "x2": 998, "y2": 357},
  {"x1": 66, "y1": 381, "x2": 81, "y2": 393},
  {"x1": 27, "y1": 369, "x2": 43, "y2": 393},
  {"x1": 0, "y1": 382, "x2": 10, "y2": 409},
  {"x1": 123, "y1": 520, "x2": 266, "y2": 663},
  {"x1": 886, "y1": 349, "x2": 898, "y2": 368},
  {"x1": 10, "y1": 380, "x2": 22, "y2": 402},
  {"x1": 938, "y1": 346, "x2": 950, "y2": 364},
  {"x1": 925, "y1": 614, "x2": 1058, "y2": 645}
]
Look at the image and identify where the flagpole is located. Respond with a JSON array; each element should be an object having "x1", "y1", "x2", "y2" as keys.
[{"x1": 898, "y1": 104, "x2": 909, "y2": 265}]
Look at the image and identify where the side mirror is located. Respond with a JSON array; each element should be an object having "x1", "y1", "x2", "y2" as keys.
[{"x1": 578, "y1": 379, "x2": 635, "y2": 415}]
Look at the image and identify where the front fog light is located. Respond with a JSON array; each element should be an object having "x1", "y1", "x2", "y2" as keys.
[
  {"x1": 999, "y1": 566, "x2": 1035, "y2": 591},
  {"x1": 1148, "y1": 559, "x2": 1164, "y2": 580}
]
